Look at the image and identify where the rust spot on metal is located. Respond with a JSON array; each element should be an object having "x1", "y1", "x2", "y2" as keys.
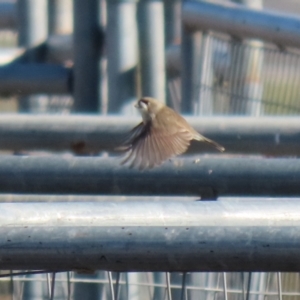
[{"x1": 71, "y1": 141, "x2": 86, "y2": 154}]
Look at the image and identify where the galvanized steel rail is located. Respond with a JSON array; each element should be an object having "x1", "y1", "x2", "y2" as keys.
[
  {"x1": 0, "y1": 155, "x2": 298, "y2": 198},
  {"x1": 0, "y1": 115, "x2": 299, "y2": 155},
  {"x1": 0, "y1": 199, "x2": 299, "y2": 271}
]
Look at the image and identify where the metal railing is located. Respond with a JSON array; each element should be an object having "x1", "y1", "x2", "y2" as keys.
[
  {"x1": 0, "y1": 155, "x2": 298, "y2": 198},
  {"x1": 0, "y1": 115, "x2": 299, "y2": 155},
  {"x1": 0, "y1": 199, "x2": 299, "y2": 272}
]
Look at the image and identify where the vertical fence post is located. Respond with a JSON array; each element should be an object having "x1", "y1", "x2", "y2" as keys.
[
  {"x1": 99, "y1": 0, "x2": 109, "y2": 114},
  {"x1": 47, "y1": 0, "x2": 73, "y2": 113},
  {"x1": 181, "y1": 0, "x2": 215, "y2": 115},
  {"x1": 48, "y1": 0, "x2": 73, "y2": 35},
  {"x1": 181, "y1": 29, "x2": 201, "y2": 114},
  {"x1": 107, "y1": 0, "x2": 139, "y2": 113},
  {"x1": 196, "y1": 31, "x2": 214, "y2": 115},
  {"x1": 138, "y1": 0, "x2": 166, "y2": 103},
  {"x1": 18, "y1": 0, "x2": 48, "y2": 49},
  {"x1": 229, "y1": 0, "x2": 264, "y2": 116},
  {"x1": 164, "y1": 0, "x2": 181, "y2": 108},
  {"x1": 164, "y1": 0, "x2": 181, "y2": 45},
  {"x1": 17, "y1": 0, "x2": 48, "y2": 112},
  {"x1": 73, "y1": 0, "x2": 101, "y2": 112},
  {"x1": 181, "y1": 30, "x2": 215, "y2": 115}
]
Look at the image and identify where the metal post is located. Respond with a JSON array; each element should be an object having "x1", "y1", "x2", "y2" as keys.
[
  {"x1": 165, "y1": 44, "x2": 181, "y2": 110},
  {"x1": 182, "y1": 30, "x2": 214, "y2": 115},
  {"x1": 107, "y1": 0, "x2": 139, "y2": 113},
  {"x1": 181, "y1": 28, "x2": 197, "y2": 113},
  {"x1": 17, "y1": 0, "x2": 48, "y2": 112},
  {"x1": 47, "y1": 0, "x2": 73, "y2": 113},
  {"x1": 164, "y1": 0, "x2": 181, "y2": 109},
  {"x1": 181, "y1": 0, "x2": 215, "y2": 115},
  {"x1": 196, "y1": 31, "x2": 214, "y2": 115},
  {"x1": 73, "y1": 0, "x2": 101, "y2": 112},
  {"x1": 48, "y1": 0, "x2": 73, "y2": 35},
  {"x1": 99, "y1": 0, "x2": 108, "y2": 114},
  {"x1": 230, "y1": 0, "x2": 264, "y2": 116},
  {"x1": 17, "y1": 0, "x2": 48, "y2": 48},
  {"x1": 127, "y1": 3, "x2": 167, "y2": 291},
  {"x1": 138, "y1": 0, "x2": 166, "y2": 102},
  {"x1": 164, "y1": 0, "x2": 181, "y2": 45}
]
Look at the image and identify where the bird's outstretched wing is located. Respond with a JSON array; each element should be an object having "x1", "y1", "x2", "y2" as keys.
[
  {"x1": 116, "y1": 122, "x2": 146, "y2": 152},
  {"x1": 118, "y1": 103, "x2": 225, "y2": 170},
  {"x1": 120, "y1": 110, "x2": 195, "y2": 170}
]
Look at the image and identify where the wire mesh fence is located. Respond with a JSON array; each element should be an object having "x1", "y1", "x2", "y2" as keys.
[
  {"x1": 209, "y1": 36, "x2": 300, "y2": 115},
  {"x1": 167, "y1": 33, "x2": 300, "y2": 116},
  {"x1": 0, "y1": 271, "x2": 298, "y2": 300}
]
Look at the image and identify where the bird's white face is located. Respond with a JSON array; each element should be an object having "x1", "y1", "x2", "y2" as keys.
[
  {"x1": 135, "y1": 99, "x2": 152, "y2": 123},
  {"x1": 135, "y1": 97, "x2": 165, "y2": 123}
]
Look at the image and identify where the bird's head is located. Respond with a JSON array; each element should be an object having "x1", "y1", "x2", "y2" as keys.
[{"x1": 135, "y1": 97, "x2": 165, "y2": 123}]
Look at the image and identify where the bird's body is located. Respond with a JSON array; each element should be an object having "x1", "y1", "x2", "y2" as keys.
[{"x1": 120, "y1": 97, "x2": 224, "y2": 170}]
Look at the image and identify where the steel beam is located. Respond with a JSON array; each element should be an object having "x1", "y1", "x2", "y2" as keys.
[
  {"x1": 183, "y1": 0, "x2": 300, "y2": 48},
  {"x1": 0, "y1": 115, "x2": 298, "y2": 155},
  {"x1": 0, "y1": 156, "x2": 298, "y2": 197},
  {"x1": 0, "y1": 200, "x2": 299, "y2": 271}
]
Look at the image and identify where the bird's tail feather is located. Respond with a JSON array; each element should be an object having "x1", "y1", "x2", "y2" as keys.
[
  {"x1": 204, "y1": 137, "x2": 225, "y2": 152},
  {"x1": 196, "y1": 135, "x2": 225, "y2": 152}
]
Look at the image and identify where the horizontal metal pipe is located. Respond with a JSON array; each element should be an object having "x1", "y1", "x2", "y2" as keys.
[
  {"x1": 0, "y1": 156, "x2": 299, "y2": 198},
  {"x1": 0, "y1": 115, "x2": 299, "y2": 156},
  {"x1": 183, "y1": 0, "x2": 300, "y2": 48},
  {"x1": 0, "y1": 34, "x2": 73, "y2": 65},
  {"x1": 0, "y1": 64, "x2": 72, "y2": 95},
  {"x1": 0, "y1": 200, "x2": 300, "y2": 271}
]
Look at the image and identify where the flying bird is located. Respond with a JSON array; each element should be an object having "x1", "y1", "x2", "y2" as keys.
[{"x1": 119, "y1": 97, "x2": 224, "y2": 170}]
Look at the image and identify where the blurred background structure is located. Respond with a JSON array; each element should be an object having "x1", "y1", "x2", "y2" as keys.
[
  {"x1": 1, "y1": 0, "x2": 300, "y2": 115},
  {"x1": 0, "y1": 0, "x2": 300, "y2": 299}
]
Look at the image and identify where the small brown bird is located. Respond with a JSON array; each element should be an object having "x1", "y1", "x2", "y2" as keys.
[{"x1": 120, "y1": 97, "x2": 224, "y2": 170}]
